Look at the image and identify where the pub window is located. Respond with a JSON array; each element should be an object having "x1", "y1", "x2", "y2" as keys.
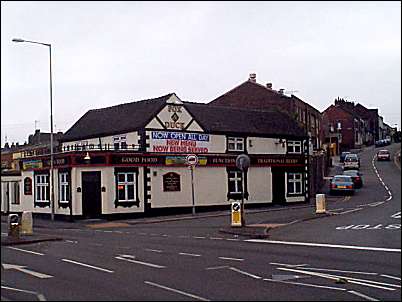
[
  {"x1": 287, "y1": 173, "x2": 303, "y2": 195},
  {"x1": 59, "y1": 172, "x2": 70, "y2": 204},
  {"x1": 35, "y1": 174, "x2": 49, "y2": 202},
  {"x1": 117, "y1": 172, "x2": 137, "y2": 202},
  {"x1": 227, "y1": 137, "x2": 244, "y2": 152},
  {"x1": 287, "y1": 140, "x2": 302, "y2": 154},
  {"x1": 113, "y1": 135, "x2": 127, "y2": 150},
  {"x1": 11, "y1": 182, "x2": 20, "y2": 205}
]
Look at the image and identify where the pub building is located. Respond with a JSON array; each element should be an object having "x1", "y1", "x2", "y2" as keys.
[{"x1": 15, "y1": 93, "x2": 309, "y2": 219}]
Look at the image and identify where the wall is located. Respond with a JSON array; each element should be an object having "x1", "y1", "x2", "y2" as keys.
[{"x1": 247, "y1": 137, "x2": 286, "y2": 154}]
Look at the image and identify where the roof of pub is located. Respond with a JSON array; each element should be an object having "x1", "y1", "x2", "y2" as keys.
[{"x1": 61, "y1": 93, "x2": 307, "y2": 142}]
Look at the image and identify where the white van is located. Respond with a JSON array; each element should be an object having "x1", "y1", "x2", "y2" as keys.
[{"x1": 343, "y1": 154, "x2": 360, "y2": 170}]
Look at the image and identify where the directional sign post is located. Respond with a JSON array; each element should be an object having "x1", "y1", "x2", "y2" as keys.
[
  {"x1": 231, "y1": 201, "x2": 242, "y2": 227},
  {"x1": 236, "y1": 154, "x2": 250, "y2": 227},
  {"x1": 186, "y1": 154, "x2": 198, "y2": 215}
]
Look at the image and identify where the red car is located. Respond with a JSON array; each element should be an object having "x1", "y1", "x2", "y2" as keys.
[{"x1": 377, "y1": 150, "x2": 391, "y2": 161}]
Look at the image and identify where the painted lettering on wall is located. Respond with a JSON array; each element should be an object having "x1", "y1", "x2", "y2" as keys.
[{"x1": 151, "y1": 131, "x2": 210, "y2": 153}]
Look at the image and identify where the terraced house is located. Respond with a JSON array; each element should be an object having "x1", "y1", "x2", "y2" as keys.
[{"x1": 9, "y1": 93, "x2": 310, "y2": 219}]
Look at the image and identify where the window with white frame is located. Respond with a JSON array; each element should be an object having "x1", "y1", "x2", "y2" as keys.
[
  {"x1": 113, "y1": 135, "x2": 127, "y2": 150},
  {"x1": 117, "y1": 172, "x2": 136, "y2": 202},
  {"x1": 227, "y1": 137, "x2": 244, "y2": 152},
  {"x1": 287, "y1": 173, "x2": 303, "y2": 195},
  {"x1": 228, "y1": 170, "x2": 243, "y2": 194},
  {"x1": 287, "y1": 140, "x2": 302, "y2": 154},
  {"x1": 59, "y1": 172, "x2": 69, "y2": 203},
  {"x1": 35, "y1": 174, "x2": 49, "y2": 202}
]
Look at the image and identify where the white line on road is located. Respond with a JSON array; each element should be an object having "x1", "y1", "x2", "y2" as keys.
[
  {"x1": 380, "y1": 274, "x2": 401, "y2": 281},
  {"x1": 193, "y1": 236, "x2": 206, "y2": 239},
  {"x1": 225, "y1": 238, "x2": 240, "y2": 241},
  {"x1": 7, "y1": 247, "x2": 44, "y2": 256},
  {"x1": 218, "y1": 257, "x2": 244, "y2": 261},
  {"x1": 145, "y1": 249, "x2": 163, "y2": 253},
  {"x1": 338, "y1": 208, "x2": 363, "y2": 214},
  {"x1": 1, "y1": 286, "x2": 47, "y2": 301},
  {"x1": 145, "y1": 281, "x2": 210, "y2": 301},
  {"x1": 229, "y1": 267, "x2": 262, "y2": 279},
  {"x1": 2, "y1": 264, "x2": 53, "y2": 279},
  {"x1": 115, "y1": 256, "x2": 165, "y2": 268},
  {"x1": 292, "y1": 267, "x2": 378, "y2": 275},
  {"x1": 347, "y1": 290, "x2": 379, "y2": 301},
  {"x1": 61, "y1": 259, "x2": 114, "y2": 273},
  {"x1": 277, "y1": 267, "x2": 398, "y2": 291},
  {"x1": 245, "y1": 239, "x2": 401, "y2": 253},
  {"x1": 263, "y1": 278, "x2": 346, "y2": 291},
  {"x1": 368, "y1": 201, "x2": 385, "y2": 207},
  {"x1": 269, "y1": 262, "x2": 308, "y2": 268},
  {"x1": 209, "y1": 237, "x2": 224, "y2": 240},
  {"x1": 179, "y1": 252, "x2": 201, "y2": 257}
]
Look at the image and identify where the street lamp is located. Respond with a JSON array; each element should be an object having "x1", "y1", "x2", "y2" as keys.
[{"x1": 12, "y1": 38, "x2": 55, "y2": 221}]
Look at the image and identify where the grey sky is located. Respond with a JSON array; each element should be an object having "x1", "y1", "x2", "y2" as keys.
[{"x1": 1, "y1": 1, "x2": 401, "y2": 146}]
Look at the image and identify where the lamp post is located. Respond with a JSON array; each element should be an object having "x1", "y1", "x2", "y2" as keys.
[{"x1": 12, "y1": 38, "x2": 55, "y2": 221}]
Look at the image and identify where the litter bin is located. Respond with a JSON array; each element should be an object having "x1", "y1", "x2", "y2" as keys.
[{"x1": 8, "y1": 214, "x2": 20, "y2": 238}]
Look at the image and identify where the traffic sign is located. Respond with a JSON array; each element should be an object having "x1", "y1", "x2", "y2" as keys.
[
  {"x1": 236, "y1": 154, "x2": 250, "y2": 172},
  {"x1": 231, "y1": 201, "x2": 242, "y2": 227},
  {"x1": 186, "y1": 154, "x2": 198, "y2": 166}
]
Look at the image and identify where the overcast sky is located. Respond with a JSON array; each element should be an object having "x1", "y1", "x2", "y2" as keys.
[{"x1": 1, "y1": 1, "x2": 401, "y2": 146}]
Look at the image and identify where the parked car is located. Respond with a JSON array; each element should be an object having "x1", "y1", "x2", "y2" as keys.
[
  {"x1": 377, "y1": 149, "x2": 391, "y2": 161},
  {"x1": 330, "y1": 175, "x2": 355, "y2": 195},
  {"x1": 340, "y1": 151, "x2": 351, "y2": 163},
  {"x1": 343, "y1": 169, "x2": 363, "y2": 188},
  {"x1": 343, "y1": 153, "x2": 360, "y2": 170}
]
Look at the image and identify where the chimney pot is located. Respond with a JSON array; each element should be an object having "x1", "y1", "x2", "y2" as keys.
[
  {"x1": 249, "y1": 73, "x2": 256, "y2": 82},
  {"x1": 279, "y1": 88, "x2": 285, "y2": 94},
  {"x1": 266, "y1": 83, "x2": 273, "y2": 89}
]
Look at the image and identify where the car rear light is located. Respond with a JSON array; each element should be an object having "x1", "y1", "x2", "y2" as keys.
[
  {"x1": 331, "y1": 184, "x2": 336, "y2": 188},
  {"x1": 355, "y1": 177, "x2": 360, "y2": 180},
  {"x1": 347, "y1": 185, "x2": 353, "y2": 189}
]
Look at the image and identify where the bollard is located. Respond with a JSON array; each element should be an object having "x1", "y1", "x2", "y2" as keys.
[
  {"x1": 8, "y1": 214, "x2": 20, "y2": 238},
  {"x1": 21, "y1": 211, "x2": 33, "y2": 235},
  {"x1": 315, "y1": 194, "x2": 326, "y2": 214}
]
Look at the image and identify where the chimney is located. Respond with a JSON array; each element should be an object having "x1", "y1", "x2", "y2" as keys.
[
  {"x1": 266, "y1": 83, "x2": 273, "y2": 89},
  {"x1": 249, "y1": 73, "x2": 256, "y2": 83},
  {"x1": 279, "y1": 88, "x2": 285, "y2": 94}
]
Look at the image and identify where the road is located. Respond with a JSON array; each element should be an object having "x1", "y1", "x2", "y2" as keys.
[{"x1": 1, "y1": 143, "x2": 400, "y2": 301}]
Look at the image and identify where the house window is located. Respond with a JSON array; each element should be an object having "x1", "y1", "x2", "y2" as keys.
[
  {"x1": 11, "y1": 182, "x2": 20, "y2": 205},
  {"x1": 228, "y1": 170, "x2": 243, "y2": 194},
  {"x1": 287, "y1": 140, "x2": 302, "y2": 154},
  {"x1": 287, "y1": 173, "x2": 303, "y2": 195},
  {"x1": 113, "y1": 135, "x2": 127, "y2": 150},
  {"x1": 35, "y1": 174, "x2": 49, "y2": 202},
  {"x1": 227, "y1": 137, "x2": 244, "y2": 152},
  {"x1": 116, "y1": 172, "x2": 137, "y2": 202},
  {"x1": 59, "y1": 172, "x2": 70, "y2": 204}
]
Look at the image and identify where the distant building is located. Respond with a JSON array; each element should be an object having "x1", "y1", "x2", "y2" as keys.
[{"x1": 209, "y1": 74, "x2": 322, "y2": 151}]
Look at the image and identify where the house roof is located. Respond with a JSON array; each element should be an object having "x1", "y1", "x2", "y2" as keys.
[
  {"x1": 62, "y1": 92, "x2": 306, "y2": 142},
  {"x1": 61, "y1": 93, "x2": 173, "y2": 142}
]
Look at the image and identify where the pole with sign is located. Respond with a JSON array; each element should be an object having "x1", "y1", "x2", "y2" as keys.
[
  {"x1": 235, "y1": 154, "x2": 250, "y2": 227},
  {"x1": 186, "y1": 154, "x2": 198, "y2": 215},
  {"x1": 231, "y1": 201, "x2": 242, "y2": 227}
]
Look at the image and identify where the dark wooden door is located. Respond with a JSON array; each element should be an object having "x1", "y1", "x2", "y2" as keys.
[
  {"x1": 82, "y1": 172, "x2": 102, "y2": 218},
  {"x1": 272, "y1": 167, "x2": 286, "y2": 204}
]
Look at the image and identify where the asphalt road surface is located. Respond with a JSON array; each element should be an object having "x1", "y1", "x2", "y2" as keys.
[{"x1": 1, "y1": 144, "x2": 400, "y2": 301}]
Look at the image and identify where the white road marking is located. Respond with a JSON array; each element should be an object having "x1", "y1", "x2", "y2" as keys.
[
  {"x1": 245, "y1": 239, "x2": 401, "y2": 253},
  {"x1": 205, "y1": 266, "x2": 229, "y2": 270},
  {"x1": 296, "y1": 267, "x2": 378, "y2": 275},
  {"x1": 61, "y1": 259, "x2": 114, "y2": 273},
  {"x1": 270, "y1": 262, "x2": 308, "y2": 268},
  {"x1": 229, "y1": 267, "x2": 262, "y2": 279},
  {"x1": 218, "y1": 257, "x2": 244, "y2": 261},
  {"x1": 193, "y1": 236, "x2": 206, "y2": 239},
  {"x1": 391, "y1": 212, "x2": 401, "y2": 219},
  {"x1": 347, "y1": 290, "x2": 379, "y2": 301},
  {"x1": 139, "y1": 232, "x2": 147, "y2": 235},
  {"x1": 263, "y1": 278, "x2": 346, "y2": 291},
  {"x1": 65, "y1": 240, "x2": 78, "y2": 244},
  {"x1": 1, "y1": 286, "x2": 47, "y2": 301},
  {"x1": 145, "y1": 249, "x2": 163, "y2": 253},
  {"x1": 225, "y1": 238, "x2": 240, "y2": 241},
  {"x1": 209, "y1": 237, "x2": 224, "y2": 240},
  {"x1": 380, "y1": 274, "x2": 401, "y2": 281},
  {"x1": 2, "y1": 264, "x2": 53, "y2": 279},
  {"x1": 115, "y1": 256, "x2": 165, "y2": 269},
  {"x1": 7, "y1": 247, "x2": 44, "y2": 256},
  {"x1": 277, "y1": 267, "x2": 398, "y2": 291},
  {"x1": 338, "y1": 208, "x2": 363, "y2": 214},
  {"x1": 179, "y1": 252, "x2": 201, "y2": 257},
  {"x1": 368, "y1": 201, "x2": 385, "y2": 207},
  {"x1": 145, "y1": 281, "x2": 210, "y2": 301}
]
